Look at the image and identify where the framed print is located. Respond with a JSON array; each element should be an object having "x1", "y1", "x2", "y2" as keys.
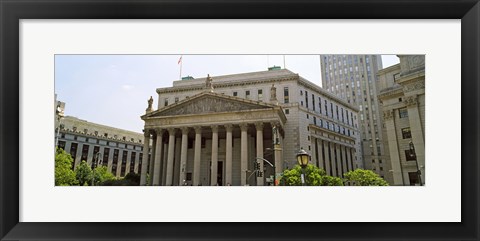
[{"x1": 1, "y1": 0, "x2": 479, "y2": 240}]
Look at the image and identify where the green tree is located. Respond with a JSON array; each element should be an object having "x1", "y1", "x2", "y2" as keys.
[
  {"x1": 75, "y1": 160, "x2": 93, "y2": 186},
  {"x1": 280, "y1": 164, "x2": 343, "y2": 186},
  {"x1": 55, "y1": 148, "x2": 77, "y2": 186},
  {"x1": 92, "y1": 166, "x2": 116, "y2": 186},
  {"x1": 101, "y1": 172, "x2": 140, "y2": 186},
  {"x1": 344, "y1": 169, "x2": 389, "y2": 186}
]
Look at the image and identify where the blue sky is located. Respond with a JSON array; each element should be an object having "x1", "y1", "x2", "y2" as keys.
[{"x1": 55, "y1": 55, "x2": 399, "y2": 133}]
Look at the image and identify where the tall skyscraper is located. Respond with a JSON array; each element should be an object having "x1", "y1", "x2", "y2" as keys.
[{"x1": 320, "y1": 55, "x2": 391, "y2": 182}]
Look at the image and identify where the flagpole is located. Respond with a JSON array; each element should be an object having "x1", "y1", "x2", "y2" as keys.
[
  {"x1": 179, "y1": 55, "x2": 183, "y2": 79},
  {"x1": 283, "y1": 55, "x2": 286, "y2": 69}
]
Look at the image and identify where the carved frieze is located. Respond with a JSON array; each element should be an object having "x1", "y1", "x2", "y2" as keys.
[
  {"x1": 157, "y1": 96, "x2": 269, "y2": 116},
  {"x1": 403, "y1": 81, "x2": 425, "y2": 93}
]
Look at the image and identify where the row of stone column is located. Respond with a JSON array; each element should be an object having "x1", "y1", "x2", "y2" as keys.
[
  {"x1": 140, "y1": 122, "x2": 275, "y2": 186},
  {"x1": 311, "y1": 137, "x2": 355, "y2": 177}
]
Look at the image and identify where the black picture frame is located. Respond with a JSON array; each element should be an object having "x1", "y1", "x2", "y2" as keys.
[{"x1": 1, "y1": 0, "x2": 478, "y2": 240}]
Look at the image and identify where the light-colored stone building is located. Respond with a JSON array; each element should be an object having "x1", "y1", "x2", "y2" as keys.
[
  {"x1": 56, "y1": 108, "x2": 145, "y2": 178},
  {"x1": 320, "y1": 55, "x2": 392, "y2": 182},
  {"x1": 140, "y1": 68, "x2": 361, "y2": 186},
  {"x1": 377, "y1": 55, "x2": 425, "y2": 185}
]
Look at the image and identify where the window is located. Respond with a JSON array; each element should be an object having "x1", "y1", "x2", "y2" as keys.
[
  {"x1": 405, "y1": 150, "x2": 416, "y2": 161},
  {"x1": 245, "y1": 90, "x2": 250, "y2": 99},
  {"x1": 306, "y1": 114, "x2": 309, "y2": 119},
  {"x1": 318, "y1": 97, "x2": 322, "y2": 114},
  {"x1": 164, "y1": 98, "x2": 169, "y2": 106},
  {"x1": 285, "y1": 109, "x2": 289, "y2": 115},
  {"x1": 300, "y1": 90, "x2": 303, "y2": 96},
  {"x1": 399, "y1": 108, "x2": 409, "y2": 118},
  {"x1": 312, "y1": 94, "x2": 315, "y2": 111},
  {"x1": 283, "y1": 87, "x2": 289, "y2": 103},
  {"x1": 233, "y1": 91, "x2": 238, "y2": 97},
  {"x1": 305, "y1": 91, "x2": 309, "y2": 108},
  {"x1": 313, "y1": 117, "x2": 317, "y2": 125},
  {"x1": 402, "y1": 127, "x2": 412, "y2": 139},
  {"x1": 174, "y1": 97, "x2": 179, "y2": 103},
  {"x1": 257, "y1": 89, "x2": 263, "y2": 100},
  {"x1": 399, "y1": 97, "x2": 402, "y2": 102}
]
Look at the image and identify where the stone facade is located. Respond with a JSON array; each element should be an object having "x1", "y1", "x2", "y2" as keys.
[
  {"x1": 141, "y1": 68, "x2": 361, "y2": 186},
  {"x1": 377, "y1": 55, "x2": 425, "y2": 185},
  {"x1": 320, "y1": 55, "x2": 391, "y2": 182},
  {"x1": 56, "y1": 111, "x2": 145, "y2": 178}
]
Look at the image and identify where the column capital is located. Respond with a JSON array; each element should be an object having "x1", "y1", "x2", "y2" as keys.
[
  {"x1": 383, "y1": 110, "x2": 394, "y2": 120},
  {"x1": 270, "y1": 121, "x2": 280, "y2": 127},
  {"x1": 155, "y1": 128, "x2": 164, "y2": 135},
  {"x1": 167, "y1": 128, "x2": 176, "y2": 135},
  {"x1": 254, "y1": 122, "x2": 264, "y2": 130},
  {"x1": 225, "y1": 124, "x2": 233, "y2": 132},
  {"x1": 180, "y1": 127, "x2": 189, "y2": 134},
  {"x1": 239, "y1": 123, "x2": 249, "y2": 131},
  {"x1": 211, "y1": 125, "x2": 219, "y2": 133},
  {"x1": 143, "y1": 130, "x2": 151, "y2": 137},
  {"x1": 405, "y1": 95, "x2": 418, "y2": 107},
  {"x1": 194, "y1": 126, "x2": 202, "y2": 134}
]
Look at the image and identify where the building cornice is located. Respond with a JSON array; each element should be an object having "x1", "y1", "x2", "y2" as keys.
[{"x1": 59, "y1": 128, "x2": 143, "y2": 146}]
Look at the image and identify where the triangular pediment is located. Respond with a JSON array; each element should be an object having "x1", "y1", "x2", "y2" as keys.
[{"x1": 145, "y1": 92, "x2": 275, "y2": 118}]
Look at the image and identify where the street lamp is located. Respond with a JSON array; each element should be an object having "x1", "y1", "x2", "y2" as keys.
[
  {"x1": 409, "y1": 141, "x2": 423, "y2": 186},
  {"x1": 296, "y1": 148, "x2": 310, "y2": 186},
  {"x1": 91, "y1": 152, "x2": 102, "y2": 186}
]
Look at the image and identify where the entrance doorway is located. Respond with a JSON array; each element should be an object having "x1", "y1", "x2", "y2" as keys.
[{"x1": 217, "y1": 161, "x2": 223, "y2": 186}]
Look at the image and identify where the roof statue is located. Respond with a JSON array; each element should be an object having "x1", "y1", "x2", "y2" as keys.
[
  {"x1": 205, "y1": 74, "x2": 214, "y2": 92},
  {"x1": 270, "y1": 83, "x2": 278, "y2": 105},
  {"x1": 146, "y1": 96, "x2": 154, "y2": 113}
]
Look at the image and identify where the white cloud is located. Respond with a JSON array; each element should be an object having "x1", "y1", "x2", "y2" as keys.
[{"x1": 121, "y1": 84, "x2": 133, "y2": 90}]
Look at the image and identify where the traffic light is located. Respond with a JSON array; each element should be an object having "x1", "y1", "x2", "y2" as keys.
[{"x1": 254, "y1": 161, "x2": 260, "y2": 170}]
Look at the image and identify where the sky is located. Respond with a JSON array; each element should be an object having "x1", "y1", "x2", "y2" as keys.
[{"x1": 55, "y1": 55, "x2": 399, "y2": 133}]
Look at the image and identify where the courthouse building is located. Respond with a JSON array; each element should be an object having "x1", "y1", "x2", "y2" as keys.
[
  {"x1": 55, "y1": 101, "x2": 146, "y2": 178},
  {"x1": 140, "y1": 68, "x2": 361, "y2": 186},
  {"x1": 377, "y1": 55, "x2": 425, "y2": 185}
]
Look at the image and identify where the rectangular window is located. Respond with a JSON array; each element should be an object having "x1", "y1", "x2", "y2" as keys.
[
  {"x1": 257, "y1": 89, "x2": 263, "y2": 101},
  {"x1": 405, "y1": 150, "x2": 416, "y2": 161},
  {"x1": 312, "y1": 94, "x2": 315, "y2": 111},
  {"x1": 120, "y1": 150, "x2": 128, "y2": 176},
  {"x1": 233, "y1": 91, "x2": 238, "y2": 97},
  {"x1": 174, "y1": 97, "x2": 179, "y2": 103},
  {"x1": 58, "y1": 141, "x2": 66, "y2": 150},
  {"x1": 313, "y1": 117, "x2": 317, "y2": 125},
  {"x1": 402, "y1": 127, "x2": 412, "y2": 139},
  {"x1": 164, "y1": 98, "x2": 169, "y2": 107},
  {"x1": 103, "y1": 147, "x2": 110, "y2": 166},
  {"x1": 318, "y1": 97, "x2": 322, "y2": 114},
  {"x1": 399, "y1": 108, "x2": 409, "y2": 118},
  {"x1": 305, "y1": 91, "x2": 309, "y2": 108},
  {"x1": 285, "y1": 109, "x2": 289, "y2": 115},
  {"x1": 130, "y1": 152, "x2": 136, "y2": 173},
  {"x1": 245, "y1": 90, "x2": 250, "y2": 99},
  {"x1": 283, "y1": 87, "x2": 289, "y2": 103},
  {"x1": 69, "y1": 143, "x2": 78, "y2": 169},
  {"x1": 81, "y1": 144, "x2": 89, "y2": 163},
  {"x1": 330, "y1": 103, "x2": 333, "y2": 118},
  {"x1": 112, "y1": 149, "x2": 119, "y2": 173},
  {"x1": 138, "y1": 153, "x2": 143, "y2": 175}
]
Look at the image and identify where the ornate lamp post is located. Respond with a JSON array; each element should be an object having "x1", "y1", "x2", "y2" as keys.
[
  {"x1": 296, "y1": 148, "x2": 310, "y2": 186},
  {"x1": 409, "y1": 141, "x2": 422, "y2": 186}
]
